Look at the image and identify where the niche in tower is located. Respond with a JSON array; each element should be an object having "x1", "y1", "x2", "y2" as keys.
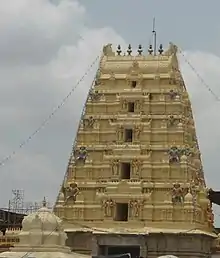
[
  {"x1": 124, "y1": 128, "x2": 133, "y2": 142},
  {"x1": 131, "y1": 80, "x2": 137, "y2": 88},
  {"x1": 128, "y1": 102, "x2": 135, "y2": 112},
  {"x1": 120, "y1": 162, "x2": 131, "y2": 179},
  {"x1": 114, "y1": 203, "x2": 128, "y2": 221}
]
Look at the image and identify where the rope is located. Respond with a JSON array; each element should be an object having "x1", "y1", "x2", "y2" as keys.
[
  {"x1": 54, "y1": 55, "x2": 103, "y2": 206},
  {"x1": 178, "y1": 47, "x2": 220, "y2": 101},
  {"x1": 0, "y1": 55, "x2": 100, "y2": 167}
]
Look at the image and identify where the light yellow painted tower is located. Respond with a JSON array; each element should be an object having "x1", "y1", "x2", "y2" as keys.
[{"x1": 54, "y1": 43, "x2": 216, "y2": 257}]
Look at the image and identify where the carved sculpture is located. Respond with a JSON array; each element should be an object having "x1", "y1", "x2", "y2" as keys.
[
  {"x1": 129, "y1": 200, "x2": 141, "y2": 217},
  {"x1": 75, "y1": 146, "x2": 87, "y2": 163},
  {"x1": 168, "y1": 89, "x2": 178, "y2": 100},
  {"x1": 135, "y1": 100, "x2": 142, "y2": 110},
  {"x1": 164, "y1": 42, "x2": 178, "y2": 56},
  {"x1": 102, "y1": 44, "x2": 114, "y2": 56},
  {"x1": 132, "y1": 159, "x2": 142, "y2": 176},
  {"x1": 111, "y1": 159, "x2": 119, "y2": 175},
  {"x1": 171, "y1": 183, "x2": 184, "y2": 204},
  {"x1": 206, "y1": 203, "x2": 214, "y2": 228},
  {"x1": 134, "y1": 125, "x2": 142, "y2": 140},
  {"x1": 168, "y1": 115, "x2": 176, "y2": 126},
  {"x1": 122, "y1": 99, "x2": 128, "y2": 110},
  {"x1": 116, "y1": 125, "x2": 124, "y2": 141},
  {"x1": 168, "y1": 146, "x2": 181, "y2": 163},
  {"x1": 62, "y1": 182, "x2": 79, "y2": 204},
  {"x1": 84, "y1": 116, "x2": 95, "y2": 128},
  {"x1": 103, "y1": 199, "x2": 114, "y2": 217},
  {"x1": 89, "y1": 90, "x2": 101, "y2": 101}
]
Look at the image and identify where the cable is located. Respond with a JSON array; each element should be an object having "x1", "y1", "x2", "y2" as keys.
[
  {"x1": 178, "y1": 47, "x2": 220, "y2": 102},
  {"x1": 0, "y1": 55, "x2": 100, "y2": 167}
]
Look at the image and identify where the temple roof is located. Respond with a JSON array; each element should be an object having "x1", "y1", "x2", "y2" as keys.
[{"x1": 0, "y1": 198, "x2": 90, "y2": 258}]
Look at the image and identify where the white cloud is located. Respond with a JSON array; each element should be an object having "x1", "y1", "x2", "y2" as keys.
[
  {"x1": 0, "y1": 0, "x2": 126, "y2": 207},
  {"x1": 0, "y1": 0, "x2": 220, "y2": 225}
]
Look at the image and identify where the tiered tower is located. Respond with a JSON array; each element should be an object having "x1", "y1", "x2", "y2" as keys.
[{"x1": 54, "y1": 43, "x2": 216, "y2": 257}]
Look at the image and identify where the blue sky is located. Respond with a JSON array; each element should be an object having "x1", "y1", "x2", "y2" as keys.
[{"x1": 80, "y1": 0, "x2": 220, "y2": 53}]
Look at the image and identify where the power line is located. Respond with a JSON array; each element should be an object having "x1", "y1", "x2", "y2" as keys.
[{"x1": 0, "y1": 55, "x2": 100, "y2": 167}]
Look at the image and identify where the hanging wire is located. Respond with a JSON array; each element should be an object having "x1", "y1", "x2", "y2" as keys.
[
  {"x1": 0, "y1": 55, "x2": 100, "y2": 167},
  {"x1": 178, "y1": 47, "x2": 220, "y2": 102},
  {"x1": 54, "y1": 55, "x2": 103, "y2": 206}
]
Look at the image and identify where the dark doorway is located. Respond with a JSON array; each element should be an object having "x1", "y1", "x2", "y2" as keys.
[
  {"x1": 124, "y1": 129, "x2": 133, "y2": 142},
  {"x1": 131, "y1": 81, "x2": 137, "y2": 88},
  {"x1": 121, "y1": 163, "x2": 131, "y2": 179},
  {"x1": 128, "y1": 102, "x2": 135, "y2": 112},
  {"x1": 114, "y1": 203, "x2": 128, "y2": 221},
  {"x1": 108, "y1": 245, "x2": 140, "y2": 258}
]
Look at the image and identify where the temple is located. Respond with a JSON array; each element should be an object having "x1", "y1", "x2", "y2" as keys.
[
  {"x1": 0, "y1": 198, "x2": 89, "y2": 258},
  {"x1": 53, "y1": 42, "x2": 216, "y2": 257}
]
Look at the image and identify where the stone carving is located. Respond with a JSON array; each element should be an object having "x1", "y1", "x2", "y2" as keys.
[
  {"x1": 75, "y1": 146, "x2": 87, "y2": 163},
  {"x1": 141, "y1": 149, "x2": 152, "y2": 159},
  {"x1": 129, "y1": 200, "x2": 141, "y2": 217},
  {"x1": 142, "y1": 188, "x2": 152, "y2": 201},
  {"x1": 168, "y1": 146, "x2": 192, "y2": 163},
  {"x1": 169, "y1": 78, "x2": 176, "y2": 85},
  {"x1": 143, "y1": 92, "x2": 150, "y2": 99},
  {"x1": 84, "y1": 116, "x2": 95, "y2": 128},
  {"x1": 102, "y1": 44, "x2": 114, "y2": 56},
  {"x1": 89, "y1": 90, "x2": 101, "y2": 101},
  {"x1": 122, "y1": 99, "x2": 128, "y2": 109},
  {"x1": 171, "y1": 183, "x2": 184, "y2": 204},
  {"x1": 193, "y1": 169, "x2": 205, "y2": 187},
  {"x1": 103, "y1": 199, "x2": 114, "y2": 217},
  {"x1": 105, "y1": 148, "x2": 113, "y2": 155},
  {"x1": 168, "y1": 89, "x2": 178, "y2": 99},
  {"x1": 206, "y1": 203, "x2": 214, "y2": 227},
  {"x1": 181, "y1": 146, "x2": 192, "y2": 156},
  {"x1": 134, "y1": 125, "x2": 142, "y2": 140},
  {"x1": 116, "y1": 125, "x2": 124, "y2": 141},
  {"x1": 135, "y1": 100, "x2": 142, "y2": 110},
  {"x1": 132, "y1": 159, "x2": 142, "y2": 176},
  {"x1": 111, "y1": 159, "x2": 119, "y2": 175},
  {"x1": 62, "y1": 182, "x2": 79, "y2": 204},
  {"x1": 164, "y1": 42, "x2": 178, "y2": 56},
  {"x1": 168, "y1": 146, "x2": 181, "y2": 163},
  {"x1": 168, "y1": 115, "x2": 176, "y2": 126}
]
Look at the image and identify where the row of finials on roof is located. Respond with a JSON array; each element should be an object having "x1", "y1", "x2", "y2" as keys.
[{"x1": 116, "y1": 44, "x2": 164, "y2": 56}]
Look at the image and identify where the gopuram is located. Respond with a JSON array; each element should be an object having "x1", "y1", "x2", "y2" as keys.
[{"x1": 54, "y1": 43, "x2": 216, "y2": 258}]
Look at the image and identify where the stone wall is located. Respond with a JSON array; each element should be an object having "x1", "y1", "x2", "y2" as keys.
[{"x1": 66, "y1": 231, "x2": 214, "y2": 258}]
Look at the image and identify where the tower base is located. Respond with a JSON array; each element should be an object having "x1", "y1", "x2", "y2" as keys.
[{"x1": 65, "y1": 230, "x2": 215, "y2": 258}]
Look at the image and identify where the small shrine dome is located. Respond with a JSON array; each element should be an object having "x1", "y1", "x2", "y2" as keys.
[
  {"x1": 0, "y1": 197, "x2": 89, "y2": 258},
  {"x1": 22, "y1": 197, "x2": 62, "y2": 232}
]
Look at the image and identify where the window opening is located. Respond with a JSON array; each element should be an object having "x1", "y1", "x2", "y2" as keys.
[
  {"x1": 121, "y1": 163, "x2": 131, "y2": 179},
  {"x1": 131, "y1": 81, "x2": 137, "y2": 88},
  {"x1": 124, "y1": 129, "x2": 133, "y2": 142},
  {"x1": 114, "y1": 203, "x2": 128, "y2": 221},
  {"x1": 128, "y1": 102, "x2": 135, "y2": 112}
]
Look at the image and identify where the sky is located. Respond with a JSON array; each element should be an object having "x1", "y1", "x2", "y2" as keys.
[{"x1": 1, "y1": 0, "x2": 220, "y2": 225}]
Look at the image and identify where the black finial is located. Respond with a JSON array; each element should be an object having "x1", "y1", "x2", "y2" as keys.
[
  {"x1": 116, "y1": 45, "x2": 122, "y2": 55},
  {"x1": 137, "y1": 44, "x2": 143, "y2": 55},
  {"x1": 148, "y1": 44, "x2": 153, "y2": 55},
  {"x1": 42, "y1": 197, "x2": 46, "y2": 207},
  {"x1": 127, "y1": 44, "x2": 132, "y2": 55},
  {"x1": 158, "y1": 44, "x2": 164, "y2": 54}
]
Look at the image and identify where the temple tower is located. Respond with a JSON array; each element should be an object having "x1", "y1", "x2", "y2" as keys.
[{"x1": 54, "y1": 43, "x2": 216, "y2": 257}]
